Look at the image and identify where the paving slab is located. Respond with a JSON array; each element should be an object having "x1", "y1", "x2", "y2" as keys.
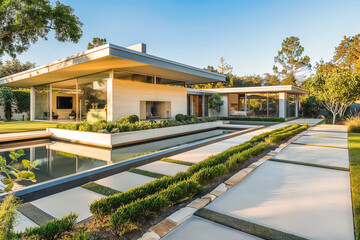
[
  {"x1": 293, "y1": 135, "x2": 348, "y2": 148},
  {"x1": 272, "y1": 144, "x2": 349, "y2": 170},
  {"x1": 95, "y1": 171, "x2": 155, "y2": 192},
  {"x1": 136, "y1": 161, "x2": 189, "y2": 176},
  {"x1": 14, "y1": 210, "x2": 38, "y2": 233},
  {"x1": 31, "y1": 187, "x2": 104, "y2": 222},
  {"x1": 162, "y1": 215, "x2": 261, "y2": 240},
  {"x1": 305, "y1": 130, "x2": 347, "y2": 138},
  {"x1": 311, "y1": 124, "x2": 347, "y2": 132},
  {"x1": 205, "y1": 161, "x2": 354, "y2": 240}
]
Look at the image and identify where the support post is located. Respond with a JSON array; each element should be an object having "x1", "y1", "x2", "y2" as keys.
[
  {"x1": 107, "y1": 70, "x2": 114, "y2": 121},
  {"x1": 245, "y1": 94, "x2": 247, "y2": 117},
  {"x1": 202, "y1": 93, "x2": 205, "y2": 117},
  {"x1": 295, "y1": 94, "x2": 299, "y2": 118},
  {"x1": 279, "y1": 92, "x2": 286, "y2": 118},
  {"x1": 49, "y1": 84, "x2": 52, "y2": 121},
  {"x1": 30, "y1": 87, "x2": 35, "y2": 121},
  {"x1": 76, "y1": 79, "x2": 79, "y2": 122}
]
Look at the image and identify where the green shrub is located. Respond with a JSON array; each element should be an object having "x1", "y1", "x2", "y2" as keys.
[
  {"x1": 118, "y1": 116, "x2": 129, "y2": 123},
  {"x1": 90, "y1": 171, "x2": 190, "y2": 217},
  {"x1": 78, "y1": 121, "x2": 92, "y2": 132},
  {"x1": 267, "y1": 124, "x2": 308, "y2": 144},
  {"x1": 110, "y1": 180, "x2": 201, "y2": 232},
  {"x1": 191, "y1": 164, "x2": 228, "y2": 185},
  {"x1": 221, "y1": 116, "x2": 286, "y2": 122},
  {"x1": 128, "y1": 115, "x2": 139, "y2": 123},
  {"x1": 175, "y1": 114, "x2": 185, "y2": 121},
  {"x1": 19, "y1": 213, "x2": 78, "y2": 240},
  {"x1": 0, "y1": 194, "x2": 19, "y2": 240},
  {"x1": 226, "y1": 142, "x2": 268, "y2": 170}
]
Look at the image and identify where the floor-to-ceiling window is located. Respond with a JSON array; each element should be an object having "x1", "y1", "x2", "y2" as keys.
[
  {"x1": 246, "y1": 93, "x2": 268, "y2": 117},
  {"x1": 287, "y1": 93, "x2": 296, "y2": 118},
  {"x1": 51, "y1": 79, "x2": 77, "y2": 120},
  {"x1": 78, "y1": 72, "x2": 109, "y2": 122},
  {"x1": 268, "y1": 93, "x2": 279, "y2": 117},
  {"x1": 35, "y1": 84, "x2": 50, "y2": 120},
  {"x1": 229, "y1": 94, "x2": 246, "y2": 116}
]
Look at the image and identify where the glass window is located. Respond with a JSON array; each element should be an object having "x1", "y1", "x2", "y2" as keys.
[
  {"x1": 78, "y1": 72, "x2": 109, "y2": 122},
  {"x1": 246, "y1": 93, "x2": 268, "y2": 117},
  {"x1": 156, "y1": 77, "x2": 185, "y2": 87},
  {"x1": 229, "y1": 94, "x2": 246, "y2": 116},
  {"x1": 114, "y1": 70, "x2": 153, "y2": 84},
  {"x1": 268, "y1": 93, "x2": 279, "y2": 117},
  {"x1": 287, "y1": 94, "x2": 296, "y2": 118},
  {"x1": 35, "y1": 84, "x2": 50, "y2": 120},
  {"x1": 51, "y1": 79, "x2": 77, "y2": 120}
]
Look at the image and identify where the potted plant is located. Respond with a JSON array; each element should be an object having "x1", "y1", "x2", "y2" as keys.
[
  {"x1": 52, "y1": 112, "x2": 59, "y2": 120},
  {"x1": 69, "y1": 110, "x2": 76, "y2": 120}
]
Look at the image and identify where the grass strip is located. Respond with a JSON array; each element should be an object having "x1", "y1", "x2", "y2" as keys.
[
  {"x1": 128, "y1": 168, "x2": 167, "y2": 179},
  {"x1": 82, "y1": 182, "x2": 120, "y2": 196},
  {"x1": 160, "y1": 158, "x2": 194, "y2": 166},
  {"x1": 348, "y1": 133, "x2": 360, "y2": 240}
]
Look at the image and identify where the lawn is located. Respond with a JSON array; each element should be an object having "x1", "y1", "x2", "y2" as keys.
[
  {"x1": 0, "y1": 121, "x2": 58, "y2": 134},
  {"x1": 348, "y1": 133, "x2": 360, "y2": 240}
]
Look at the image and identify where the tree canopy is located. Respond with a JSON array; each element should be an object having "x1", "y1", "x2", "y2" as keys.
[
  {"x1": 88, "y1": 37, "x2": 107, "y2": 50},
  {"x1": 0, "y1": 59, "x2": 36, "y2": 78},
  {"x1": 333, "y1": 34, "x2": 360, "y2": 71},
  {"x1": 273, "y1": 36, "x2": 311, "y2": 86},
  {"x1": 0, "y1": 0, "x2": 83, "y2": 58},
  {"x1": 307, "y1": 68, "x2": 360, "y2": 124}
]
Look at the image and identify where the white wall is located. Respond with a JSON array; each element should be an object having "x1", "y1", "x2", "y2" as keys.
[
  {"x1": 0, "y1": 104, "x2": 29, "y2": 121},
  {"x1": 112, "y1": 79, "x2": 187, "y2": 121},
  {"x1": 209, "y1": 94, "x2": 228, "y2": 117}
]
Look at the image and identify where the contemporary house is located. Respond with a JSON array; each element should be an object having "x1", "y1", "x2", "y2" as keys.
[
  {"x1": 0, "y1": 43, "x2": 308, "y2": 121},
  {"x1": 0, "y1": 43, "x2": 224, "y2": 122},
  {"x1": 187, "y1": 86, "x2": 309, "y2": 118}
]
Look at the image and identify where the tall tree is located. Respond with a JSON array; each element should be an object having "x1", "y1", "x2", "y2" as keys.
[
  {"x1": 333, "y1": 34, "x2": 360, "y2": 71},
  {"x1": 273, "y1": 36, "x2": 311, "y2": 86},
  {"x1": 263, "y1": 73, "x2": 281, "y2": 86},
  {"x1": 88, "y1": 37, "x2": 107, "y2": 50},
  {"x1": 218, "y1": 57, "x2": 233, "y2": 75},
  {"x1": 0, "y1": 59, "x2": 36, "y2": 78},
  {"x1": 0, "y1": 0, "x2": 83, "y2": 58},
  {"x1": 307, "y1": 68, "x2": 360, "y2": 124}
]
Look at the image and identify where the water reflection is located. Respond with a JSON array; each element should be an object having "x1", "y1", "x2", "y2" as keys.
[{"x1": 0, "y1": 129, "x2": 239, "y2": 188}]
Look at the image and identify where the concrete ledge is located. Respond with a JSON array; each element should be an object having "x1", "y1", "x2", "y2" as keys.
[{"x1": 195, "y1": 208, "x2": 307, "y2": 240}]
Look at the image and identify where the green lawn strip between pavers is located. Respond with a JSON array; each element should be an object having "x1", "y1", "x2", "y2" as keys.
[
  {"x1": 128, "y1": 168, "x2": 167, "y2": 179},
  {"x1": 90, "y1": 123, "x2": 308, "y2": 233},
  {"x1": 160, "y1": 158, "x2": 195, "y2": 166},
  {"x1": 0, "y1": 121, "x2": 58, "y2": 133},
  {"x1": 82, "y1": 182, "x2": 120, "y2": 196},
  {"x1": 348, "y1": 133, "x2": 360, "y2": 240}
]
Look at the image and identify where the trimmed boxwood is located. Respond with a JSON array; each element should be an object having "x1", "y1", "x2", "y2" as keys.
[
  {"x1": 175, "y1": 113, "x2": 185, "y2": 121},
  {"x1": 191, "y1": 164, "x2": 229, "y2": 185},
  {"x1": 226, "y1": 142, "x2": 268, "y2": 170},
  {"x1": 268, "y1": 124, "x2": 308, "y2": 144},
  {"x1": 128, "y1": 114, "x2": 139, "y2": 123}
]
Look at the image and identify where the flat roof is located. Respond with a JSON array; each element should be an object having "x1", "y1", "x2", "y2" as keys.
[
  {"x1": 0, "y1": 44, "x2": 225, "y2": 87},
  {"x1": 187, "y1": 85, "x2": 309, "y2": 95}
]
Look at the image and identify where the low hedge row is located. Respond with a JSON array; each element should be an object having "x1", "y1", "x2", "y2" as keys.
[
  {"x1": 249, "y1": 124, "x2": 298, "y2": 143},
  {"x1": 56, "y1": 116, "x2": 219, "y2": 133},
  {"x1": 268, "y1": 124, "x2": 308, "y2": 144},
  {"x1": 90, "y1": 123, "x2": 307, "y2": 220},
  {"x1": 110, "y1": 180, "x2": 202, "y2": 232},
  {"x1": 221, "y1": 116, "x2": 286, "y2": 122}
]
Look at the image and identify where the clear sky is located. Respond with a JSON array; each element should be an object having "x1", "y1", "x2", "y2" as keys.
[{"x1": 5, "y1": 0, "x2": 360, "y2": 76}]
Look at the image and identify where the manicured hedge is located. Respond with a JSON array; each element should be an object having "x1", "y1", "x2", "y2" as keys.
[
  {"x1": 57, "y1": 116, "x2": 219, "y2": 133},
  {"x1": 221, "y1": 116, "x2": 286, "y2": 122},
  {"x1": 110, "y1": 180, "x2": 201, "y2": 232},
  {"x1": 268, "y1": 124, "x2": 308, "y2": 144},
  {"x1": 249, "y1": 123, "x2": 299, "y2": 143},
  {"x1": 226, "y1": 142, "x2": 268, "y2": 170}
]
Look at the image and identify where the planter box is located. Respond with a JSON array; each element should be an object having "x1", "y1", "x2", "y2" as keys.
[{"x1": 47, "y1": 121, "x2": 223, "y2": 148}]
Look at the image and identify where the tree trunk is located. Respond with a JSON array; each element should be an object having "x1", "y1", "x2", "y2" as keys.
[{"x1": 332, "y1": 113, "x2": 336, "y2": 125}]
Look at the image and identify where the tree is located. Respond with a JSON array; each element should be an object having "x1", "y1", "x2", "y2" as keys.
[
  {"x1": 0, "y1": 0, "x2": 83, "y2": 58},
  {"x1": 218, "y1": 57, "x2": 233, "y2": 75},
  {"x1": 263, "y1": 73, "x2": 281, "y2": 86},
  {"x1": 314, "y1": 59, "x2": 337, "y2": 74},
  {"x1": 273, "y1": 36, "x2": 311, "y2": 86},
  {"x1": 0, "y1": 59, "x2": 36, "y2": 78},
  {"x1": 307, "y1": 68, "x2": 360, "y2": 124},
  {"x1": 88, "y1": 37, "x2": 107, "y2": 50},
  {"x1": 333, "y1": 34, "x2": 360, "y2": 71},
  {"x1": 208, "y1": 94, "x2": 224, "y2": 113}
]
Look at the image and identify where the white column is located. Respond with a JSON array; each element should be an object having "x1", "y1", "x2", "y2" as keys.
[
  {"x1": 107, "y1": 71, "x2": 114, "y2": 121},
  {"x1": 49, "y1": 84, "x2": 52, "y2": 121},
  {"x1": 30, "y1": 86, "x2": 35, "y2": 121},
  {"x1": 245, "y1": 94, "x2": 247, "y2": 117},
  {"x1": 295, "y1": 94, "x2": 299, "y2": 118},
  {"x1": 279, "y1": 92, "x2": 286, "y2": 118},
  {"x1": 189, "y1": 95, "x2": 194, "y2": 115},
  {"x1": 75, "y1": 79, "x2": 79, "y2": 122}
]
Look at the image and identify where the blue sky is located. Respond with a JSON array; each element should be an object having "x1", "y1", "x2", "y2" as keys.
[{"x1": 5, "y1": 0, "x2": 360, "y2": 76}]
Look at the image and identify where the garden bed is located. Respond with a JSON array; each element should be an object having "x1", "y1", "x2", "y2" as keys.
[{"x1": 48, "y1": 121, "x2": 229, "y2": 148}]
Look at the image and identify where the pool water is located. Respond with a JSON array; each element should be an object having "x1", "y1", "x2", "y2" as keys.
[{"x1": 0, "y1": 128, "x2": 240, "y2": 188}]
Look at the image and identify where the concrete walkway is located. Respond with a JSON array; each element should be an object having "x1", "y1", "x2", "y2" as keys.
[
  {"x1": 12, "y1": 119, "x2": 323, "y2": 233},
  {"x1": 162, "y1": 123, "x2": 354, "y2": 240}
]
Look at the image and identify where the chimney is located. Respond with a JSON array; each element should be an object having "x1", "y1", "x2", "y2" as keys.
[{"x1": 126, "y1": 43, "x2": 146, "y2": 54}]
